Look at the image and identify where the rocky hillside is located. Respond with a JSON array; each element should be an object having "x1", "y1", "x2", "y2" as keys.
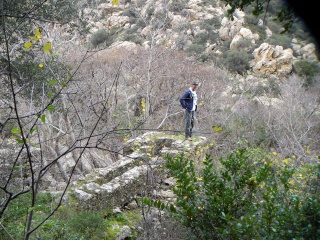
[{"x1": 75, "y1": 0, "x2": 319, "y2": 76}]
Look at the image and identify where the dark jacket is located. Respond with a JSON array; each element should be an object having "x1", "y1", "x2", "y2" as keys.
[{"x1": 180, "y1": 89, "x2": 197, "y2": 111}]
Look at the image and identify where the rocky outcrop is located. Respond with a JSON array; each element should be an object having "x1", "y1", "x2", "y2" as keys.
[
  {"x1": 230, "y1": 27, "x2": 259, "y2": 50},
  {"x1": 300, "y1": 43, "x2": 318, "y2": 61},
  {"x1": 250, "y1": 43, "x2": 294, "y2": 76},
  {"x1": 69, "y1": 132, "x2": 207, "y2": 210},
  {"x1": 290, "y1": 38, "x2": 318, "y2": 61},
  {"x1": 219, "y1": 10, "x2": 245, "y2": 41}
]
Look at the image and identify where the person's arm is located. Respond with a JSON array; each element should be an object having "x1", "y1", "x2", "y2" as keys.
[{"x1": 180, "y1": 90, "x2": 189, "y2": 109}]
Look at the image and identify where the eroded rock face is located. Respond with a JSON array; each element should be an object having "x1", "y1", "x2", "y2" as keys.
[
  {"x1": 250, "y1": 43, "x2": 294, "y2": 76},
  {"x1": 69, "y1": 132, "x2": 207, "y2": 210},
  {"x1": 219, "y1": 10, "x2": 245, "y2": 41}
]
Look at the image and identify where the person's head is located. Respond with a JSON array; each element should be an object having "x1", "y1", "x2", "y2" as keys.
[{"x1": 190, "y1": 82, "x2": 198, "y2": 91}]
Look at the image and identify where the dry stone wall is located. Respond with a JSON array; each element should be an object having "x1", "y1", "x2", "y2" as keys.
[{"x1": 69, "y1": 132, "x2": 207, "y2": 210}]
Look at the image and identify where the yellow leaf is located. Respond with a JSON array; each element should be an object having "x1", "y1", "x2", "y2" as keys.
[
  {"x1": 272, "y1": 151, "x2": 277, "y2": 156},
  {"x1": 259, "y1": 182, "x2": 266, "y2": 189},
  {"x1": 112, "y1": 0, "x2": 118, "y2": 5},
  {"x1": 43, "y1": 41, "x2": 51, "y2": 52},
  {"x1": 39, "y1": 63, "x2": 44, "y2": 68},
  {"x1": 24, "y1": 42, "x2": 32, "y2": 50},
  {"x1": 283, "y1": 159, "x2": 289, "y2": 164},
  {"x1": 306, "y1": 149, "x2": 310, "y2": 154},
  {"x1": 212, "y1": 126, "x2": 222, "y2": 132},
  {"x1": 288, "y1": 179, "x2": 295, "y2": 185},
  {"x1": 35, "y1": 28, "x2": 42, "y2": 39},
  {"x1": 29, "y1": 35, "x2": 38, "y2": 41}
]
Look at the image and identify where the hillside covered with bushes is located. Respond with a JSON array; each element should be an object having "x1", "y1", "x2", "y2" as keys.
[{"x1": 0, "y1": 0, "x2": 319, "y2": 239}]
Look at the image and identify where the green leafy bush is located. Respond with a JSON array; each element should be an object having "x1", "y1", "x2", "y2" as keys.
[
  {"x1": 224, "y1": 50, "x2": 252, "y2": 74},
  {"x1": 169, "y1": 0, "x2": 188, "y2": 12},
  {"x1": 135, "y1": 18, "x2": 146, "y2": 28},
  {"x1": 234, "y1": 38, "x2": 255, "y2": 52},
  {"x1": 267, "y1": 20, "x2": 282, "y2": 35},
  {"x1": 123, "y1": 26, "x2": 143, "y2": 44},
  {"x1": 0, "y1": 192, "x2": 56, "y2": 239},
  {"x1": 91, "y1": 29, "x2": 113, "y2": 48},
  {"x1": 121, "y1": 8, "x2": 137, "y2": 18},
  {"x1": 293, "y1": 60, "x2": 320, "y2": 87},
  {"x1": 200, "y1": 17, "x2": 221, "y2": 30},
  {"x1": 186, "y1": 43, "x2": 206, "y2": 56},
  {"x1": 266, "y1": 33, "x2": 292, "y2": 49},
  {"x1": 163, "y1": 148, "x2": 320, "y2": 239},
  {"x1": 244, "y1": 19, "x2": 266, "y2": 40}
]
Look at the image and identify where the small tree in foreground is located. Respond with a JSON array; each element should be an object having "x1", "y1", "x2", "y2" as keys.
[{"x1": 155, "y1": 148, "x2": 320, "y2": 239}]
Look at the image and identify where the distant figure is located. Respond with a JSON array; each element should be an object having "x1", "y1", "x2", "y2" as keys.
[{"x1": 180, "y1": 82, "x2": 198, "y2": 141}]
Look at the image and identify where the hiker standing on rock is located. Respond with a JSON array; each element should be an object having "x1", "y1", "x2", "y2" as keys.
[{"x1": 180, "y1": 82, "x2": 198, "y2": 141}]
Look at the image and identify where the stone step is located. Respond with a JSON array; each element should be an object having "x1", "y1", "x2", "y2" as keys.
[
  {"x1": 71, "y1": 165, "x2": 149, "y2": 210},
  {"x1": 69, "y1": 133, "x2": 207, "y2": 211},
  {"x1": 72, "y1": 152, "x2": 150, "y2": 186}
]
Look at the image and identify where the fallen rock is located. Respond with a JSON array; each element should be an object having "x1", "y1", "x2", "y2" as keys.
[{"x1": 116, "y1": 226, "x2": 132, "y2": 240}]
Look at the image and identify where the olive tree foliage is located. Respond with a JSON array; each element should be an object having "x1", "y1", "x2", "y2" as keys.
[
  {"x1": 0, "y1": 1, "x2": 123, "y2": 239},
  {"x1": 221, "y1": 0, "x2": 294, "y2": 32}
]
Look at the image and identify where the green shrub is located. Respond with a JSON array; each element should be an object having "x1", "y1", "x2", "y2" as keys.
[
  {"x1": 0, "y1": 192, "x2": 56, "y2": 239},
  {"x1": 235, "y1": 38, "x2": 255, "y2": 52},
  {"x1": 201, "y1": 17, "x2": 221, "y2": 29},
  {"x1": 244, "y1": 21, "x2": 266, "y2": 40},
  {"x1": 162, "y1": 148, "x2": 320, "y2": 239},
  {"x1": 266, "y1": 33, "x2": 292, "y2": 49},
  {"x1": 290, "y1": 21, "x2": 315, "y2": 43},
  {"x1": 267, "y1": 20, "x2": 282, "y2": 35},
  {"x1": 181, "y1": 9, "x2": 189, "y2": 17},
  {"x1": 122, "y1": 32, "x2": 143, "y2": 44},
  {"x1": 64, "y1": 211, "x2": 107, "y2": 239},
  {"x1": 193, "y1": 32, "x2": 209, "y2": 45},
  {"x1": 199, "y1": 0, "x2": 219, "y2": 7},
  {"x1": 175, "y1": 35, "x2": 188, "y2": 50},
  {"x1": 169, "y1": 0, "x2": 187, "y2": 12},
  {"x1": 91, "y1": 29, "x2": 113, "y2": 47},
  {"x1": 121, "y1": 8, "x2": 137, "y2": 18},
  {"x1": 268, "y1": 76, "x2": 281, "y2": 97},
  {"x1": 245, "y1": 14, "x2": 260, "y2": 25},
  {"x1": 122, "y1": 24, "x2": 143, "y2": 45},
  {"x1": 293, "y1": 60, "x2": 320, "y2": 87},
  {"x1": 135, "y1": 18, "x2": 146, "y2": 28},
  {"x1": 224, "y1": 50, "x2": 252, "y2": 74},
  {"x1": 186, "y1": 43, "x2": 206, "y2": 56}
]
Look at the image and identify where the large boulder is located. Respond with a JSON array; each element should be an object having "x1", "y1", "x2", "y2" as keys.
[
  {"x1": 250, "y1": 43, "x2": 294, "y2": 76},
  {"x1": 230, "y1": 27, "x2": 259, "y2": 50}
]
